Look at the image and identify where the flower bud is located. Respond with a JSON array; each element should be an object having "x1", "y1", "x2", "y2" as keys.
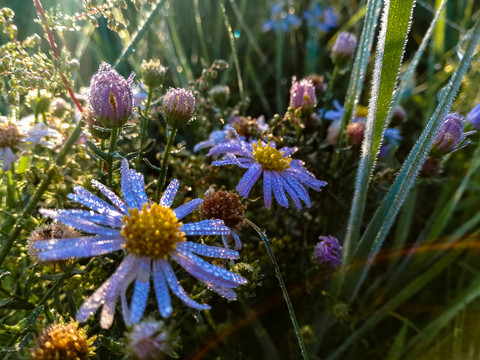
[
  {"x1": 209, "y1": 85, "x2": 230, "y2": 107},
  {"x1": 289, "y1": 77, "x2": 316, "y2": 110},
  {"x1": 432, "y1": 113, "x2": 472, "y2": 156},
  {"x1": 345, "y1": 121, "x2": 365, "y2": 146},
  {"x1": 421, "y1": 157, "x2": 441, "y2": 177},
  {"x1": 88, "y1": 62, "x2": 134, "y2": 128},
  {"x1": 331, "y1": 32, "x2": 357, "y2": 68},
  {"x1": 85, "y1": 110, "x2": 111, "y2": 140},
  {"x1": 314, "y1": 236, "x2": 342, "y2": 268},
  {"x1": 162, "y1": 88, "x2": 195, "y2": 129},
  {"x1": 140, "y1": 59, "x2": 167, "y2": 89}
]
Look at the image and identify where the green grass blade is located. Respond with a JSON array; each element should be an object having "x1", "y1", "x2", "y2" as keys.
[
  {"x1": 345, "y1": 17, "x2": 480, "y2": 302},
  {"x1": 338, "y1": 0, "x2": 416, "y2": 294},
  {"x1": 404, "y1": 275, "x2": 480, "y2": 359}
]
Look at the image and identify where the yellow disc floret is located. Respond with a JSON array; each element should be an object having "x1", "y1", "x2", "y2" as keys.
[
  {"x1": 121, "y1": 203, "x2": 186, "y2": 259},
  {"x1": 355, "y1": 105, "x2": 368, "y2": 118},
  {"x1": 0, "y1": 122, "x2": 23, "y2": 148},
  {"x1": 252, "y1": 140, "x2": 292, "y2": 172}
]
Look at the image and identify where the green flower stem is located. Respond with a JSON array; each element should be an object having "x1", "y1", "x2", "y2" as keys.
[
  {"x1": 0, "y1": 119, "x2": 84, "y2": 268},
  {"x1": 275, "y1": 29, "x2": 285, "y2": 114},
  {"x1": 246, "y1": 219, "x2": 309, "y2": 360},
  {"x1": 136, "y1": 87, "x2": 153, "y2": 170},
  {"x1": 156, "y1": 126, "x2": 177, "y2": 202},
  {"x1": 107, "y1": 127, "x2": 119, "y2": 187}
]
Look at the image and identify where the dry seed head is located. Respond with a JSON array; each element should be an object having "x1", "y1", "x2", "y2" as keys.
[
  {"x1": 202, "y1": 189, "x2": 246, "y2": 231},
  {"x1": 0, "y1": 122, "x2": 23, "y2": 148}
]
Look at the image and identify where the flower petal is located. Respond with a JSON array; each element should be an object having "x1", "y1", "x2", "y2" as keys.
[
  {"x1": 91, "y1": 179, "x2": 128, "y2": 214},
  {"x1": 176, "y1": 241, "x2": 239, "y2": 259},
  {"x1": 181, "y1": 220, "x2": 230, "y2": 236},
  {"x1": 121, "y1": 159, "x2": 137, "y2": 209},
  {"x1": 152, "y1": 260, "x2": 173, "y2": 317},
  {"x1": 174, "y1": 198, "x2": 203, "y2": 220},
  {"x1": 131, "y1": 258, "x2": 151, "y2": 324},
  {"x1": 129, "y1": 169, "x2": 149, "y2": 207},
  {"x1": 68, "y1": 186, "x2": 123, "y2": 216},
  {"x1": 263, "y1": 170, "x2": 274, "y2": 209},
  {"x1": 160, "y1": 179, "x2": 179, "y2": 207},
  {"x1": 236, "y1": 162, "x2": 263, "y2": 198},
  {"x1": 272, "y1": 172, "x2": 289, "y2": 208},
  {"x1": 159, "y1": 260, "x2": 211, "y2": 310},
  {"x1": 37, "y1": 238, "x2": 124, "y2": 261}
]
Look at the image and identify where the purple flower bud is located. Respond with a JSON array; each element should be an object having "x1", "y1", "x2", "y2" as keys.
[
  {"x1": 162, "y1": 88, "x2": 195, "y2": 129},
  {"x1": 432, "y1": 113, "x2": 472, "y2": 155},
  {"x1": 88, "y1": 63, "x2": 134, "y2": 128},
  {"x1": 467, "y1": 102, "x2": 480, "y2": 129},
  {"x1": 290, "y1": 77, "x2": 316, "y2": 109},
  {"x1": 331, "y1": 32, "x2": 358, "y2": 68},
  {"x1": 127, "y1": 321, "x2": 170, "y2": 360},
  {"x1": 314, "y1": 236, "x2": 342, "y2": 268}
]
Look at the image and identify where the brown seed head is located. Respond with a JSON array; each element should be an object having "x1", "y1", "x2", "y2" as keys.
[
  {"x1": 28, "y1": 223, "x2": 80, "y2": 263},
  {"x1": 201, "y1": 188, "x2": 246, "y2": 231}
]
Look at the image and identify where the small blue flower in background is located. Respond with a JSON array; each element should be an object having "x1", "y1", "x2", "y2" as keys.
[
  {"x1": 323, "y1": 99, "x2": 345, "y2": 122},
  {"x1": 208, "y1": 127, "x2": 327, "y2": 209},
  {"x1": 35, "y1": 159, "x2": 246, "y2": 329},
  {"x1": 303, "y1": 4, "x2": 338, "y2": 33},
  {"x1": 467, "y1": 102, "x2": 480, "y2": 129},
  {"x1": 193, "y1": 129, "x2": 230, "y2": 153},
  {"x1": 262, "y1": 3, "x2": 301, "y2": 33},
  {"x1": 314, "y1": 235, "x2": 342, "y2": 268},
  {"x1": 384, "y1": 128, "x2": 403, "y2": 146}
]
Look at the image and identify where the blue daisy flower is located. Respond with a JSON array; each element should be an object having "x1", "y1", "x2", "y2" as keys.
[
  {"x1": 35, "y1": 159, "x2": 247, "y2": 329},
  {"x1": 207, "y1": 127, "x2": 327, "y2": 209},
  {"x1": 262, "y1": 3, "x2": 301, "y2": 33},
  {"x1": 303, "y1": 4, "x2": 338, "y2": 33}
]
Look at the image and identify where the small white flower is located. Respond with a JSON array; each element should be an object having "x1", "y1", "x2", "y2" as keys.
[{"x1": 0, "y1": 116, "x2": 60, "y2": 171}]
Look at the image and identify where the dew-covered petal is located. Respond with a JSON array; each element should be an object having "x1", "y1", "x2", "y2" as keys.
[
  {"x1": 172, "y1": 249, "x2": 247, "y2": 287},
  {"x1": 152, "y1": 260, "x2": 173, "y2": 317},
  {"x1": 232, "y1": 231, "x2": 242, "y2": 251},
  {"x1": 211, "y1": 158, "x2": 236, "y2": 167},
  {"x1": 176, "y1": 241, "x2": 239, "y2": 259},
  {"x1": 224, "y1": 153, "x2": 254, "y2": 169},
  {"x1": 100, "y1": 256, "x2": 140, "y2": 329},
  {"x1": 159, "y1": 260, "x2": 211, "y2": 310},
  {"x1": 207, "y1": 142, "x2": 252, "y2": 158},
  {"x1": 263, "y1": 170, "x2": 274, "y2": 209},
  {"x1": 68, "y1": 187, "x2": 123, "y2": 216},
  {"x1": 181, "y1": 220, "x2": 230, "y2": 236},
  {"x1": 236, "y1": 162, "x2": 263, "y2": 198},
  {"x1": 131, "y1": 258, "x2": 151, "y2": 323},
  {"x1": 271, "y1": 172, "x2": 289, "y2": 208},
  {"x1": 287, "y1": 175, "x2": 311, "y2": 207},
  {"x1": 160, "y1": 179, "x2": 179, "y2": 207},
  {"x1": 129, "y1": 169, "x2": 149, "y2": 207},
  {"x1": 203, "y1": 281, "x2": 238, "y2": 301},
  {"x1": 77, "y1": 255, "x2": 139, "y2": 325},
  {"x1": 45, "y1": 209, "x2": 122, "y2": 228},
  {"x1": 279, "y1": 146, "x2": 297, "y2": 157},
  {"x1": 91, "y1": 179, "x2": 129, "y2": 214},
  {"x1": 121, "y1": 159, "x2": 137, "y2": 209},
  {"x1": 286, "y1": 165, "x2": 327, "y2": 191},
  {"x1": 40, "y1": 209, "x2": 122, "y2": 236},
  {"x1": 34, "y1": 235, "x2": 121, "y2": 251},
  {"x1": 38, "y1": 238, "x2": 124, "y2": 261},
  {"x1": 278, "y1": 175, "x2": 302, "y2": 209},
  {"x1": 194, "y1": 139, "x2": 216, "y2": 152},
  {"x1": 174, "y1": 198, "x2": 203, "y2": 219}
]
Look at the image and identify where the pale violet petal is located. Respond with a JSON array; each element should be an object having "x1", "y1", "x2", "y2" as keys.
[
  {"x1": 202, "y1": 281, "x2": 238, "y2": 300},
  {"x1": 129, "y1": 169, "x2": 149, "y2": 207},
  {"x1": 68, "y1": 186, "x2": 123, "y2": 216},
  {"x1": 91, "y1": 179, "x2": 129, "y2": 214},
  {"x1": 46, "y1": 209, "x2": 122, "y2": 228},
  {"x1": 263, "y1": 170, "x2": 274, "y2": 209},
  {"x1": 176, "y1": 241, "x2": 239, "y2": 259},
  {"x1": 34, "y1": 235, "x2": 122, "y2": 251},
  {"x1": 159, "y1": 260, "x2": 211, "y2": 310},
  {"x1": 160, "y1": 179, "x2": 179, "y2": 207},
  {"x1": 131, "y1": 258, "x2": 151, "y2": 323},
  {"x1": 38, "y1": 239, "x2": 124, "y2": 261},
  {"x1": 181, "y1": 220, "x2": 230, "y2": 236},
  {"x1": 236, "y1": 162, "x2": 263, "y2": 198},
  {"x1": 271, "y1": 172, "x2": 289, "y2": 208},
  {"x1": 174, "y1": 198, "x2": 203, "y2": 219},
  {"x1": 121, "y1": 159, "x2": 137, "y2": 209},
  {"x1": 152, "y1": 260, "x2": 173, "y2": 317}
]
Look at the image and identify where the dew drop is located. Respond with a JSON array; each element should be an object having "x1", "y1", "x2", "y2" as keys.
[{"x1": 234, "y1": 30, "x2": 241, "y2": 38}]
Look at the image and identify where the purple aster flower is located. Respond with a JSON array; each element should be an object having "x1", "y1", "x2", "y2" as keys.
[
  {"x1": 314, "y1": 236, "x2": 342, "y2": 268},
  {"x1": 290, "y1": 77, "x2": 316, "y2": 109},
  {"x1": 467, "y1": 102, "x2": 480, "y2": 129},
  {"x1": 208, "y1": 127, "x2": 327, "y2": 209},
  {"x1": 88, "y1": 62, "x2": 134, "y2": 128},
  {"x1": 262, "y1": 3, "x2": 301, "y2": 33},
  {"x1": 303, "y1": 5, "x2": 338, "y2": 33},
  {"x1": 432, "y1": 112, "x2": 474, "y2": 156},
  {"x1": 162, "y1": 88, "x2": 196, "y2": 129},
  {"x1": 34, "y1": 159, "x2": 246, "y2": 329},
  {"x1": 193, "y1": 129, "x2": 229, "y2": 153}
]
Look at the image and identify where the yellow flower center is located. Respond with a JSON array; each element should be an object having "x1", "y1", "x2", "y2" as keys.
[
  {"x1": 355, "y1": 105, "x2": 368, "y2": 118},
  {"x1": 252, "y1": 140, "x2": 292, "y2": 172},
  {"x1": 0, "y1": 122, "x2": 23, "y2": 148},
  {"x1": 121, "y1": 203, "x2": 186, "y2": 259}
]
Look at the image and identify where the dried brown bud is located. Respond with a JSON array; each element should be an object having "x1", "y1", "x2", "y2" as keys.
[
  {"x1": 201, "y1": 188, "x2": 246, "y2": 231},
  {"x1": 345, "y1": 122, "x2": 366, "y2": 146}
]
